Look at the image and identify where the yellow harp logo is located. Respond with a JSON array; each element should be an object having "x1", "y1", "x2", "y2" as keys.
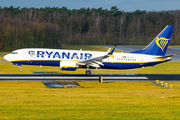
[{"x1": 155, "y1": 37, "x2": 169, "y2": 51}]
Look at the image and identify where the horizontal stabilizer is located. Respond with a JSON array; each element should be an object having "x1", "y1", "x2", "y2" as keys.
[{"x1": 154, "y1": 54, "x2": 174, "y2": 59}]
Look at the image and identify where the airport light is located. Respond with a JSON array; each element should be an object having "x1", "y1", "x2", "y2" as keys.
[
  {"x1": 169, "y1": 85, "x2": 173, "y2": 89},
  {"x1": 164, "y1": 83, "x2": 168, "y2": 88},
  {"x1": 160, "y1": 81, "x2": 164, "y2": 86}
]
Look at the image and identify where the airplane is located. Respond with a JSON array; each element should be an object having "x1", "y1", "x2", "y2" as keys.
[{"x1": 4, "y1": 25, "x2": 174, "y2": 75}]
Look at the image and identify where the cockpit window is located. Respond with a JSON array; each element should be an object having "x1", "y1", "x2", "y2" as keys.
[{"x1": 12, "y1": 52, "x2": 18, "y2": 54}]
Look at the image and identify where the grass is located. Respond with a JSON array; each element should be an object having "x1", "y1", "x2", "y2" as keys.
[
  {"x1": 0, "y1": 52, "x2": 9, "y2": 60},
  {"x1": 0, "y1": 81, "x2": 180, "y2": 119}
]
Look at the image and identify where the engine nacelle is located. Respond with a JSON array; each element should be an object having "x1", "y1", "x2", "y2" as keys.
[{"x1": 60, "y1": 61, "x2": 78, "y2": 71}]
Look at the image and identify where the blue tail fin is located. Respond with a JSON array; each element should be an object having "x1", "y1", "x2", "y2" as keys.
[{"x1": 131, "y1": 25, "x2": 174, "y2": 56}]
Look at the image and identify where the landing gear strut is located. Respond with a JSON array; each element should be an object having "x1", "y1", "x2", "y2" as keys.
[{"x1": 19, "y1": 66, "x2": 23, "y2": 72}]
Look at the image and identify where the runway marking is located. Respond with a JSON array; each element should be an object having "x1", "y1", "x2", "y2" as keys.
[
  {"x1": 103, "y1": 77, "x2": 148, "y2": 79},
  {"x1": 0, "y1": 76, "x2": 148, "y2": 80}
]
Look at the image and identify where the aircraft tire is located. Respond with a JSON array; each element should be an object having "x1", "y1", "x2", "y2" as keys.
[{"x1": 86, "y1": 70, "x2": 91, "y2": 76}]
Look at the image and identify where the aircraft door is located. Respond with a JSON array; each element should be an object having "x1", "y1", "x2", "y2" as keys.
[{"x1": 24, "y1": 51, "x2": 28, "y2": 58}]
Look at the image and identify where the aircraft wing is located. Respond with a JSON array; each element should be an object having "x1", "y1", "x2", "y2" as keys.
[{"x1": 77, "y1": 45, "x2": 116, "y2": 68}]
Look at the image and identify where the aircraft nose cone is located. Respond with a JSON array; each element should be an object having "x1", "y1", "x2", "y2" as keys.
[{"x1": 4, "y1": 54, "x2": 11, "y2": 61}]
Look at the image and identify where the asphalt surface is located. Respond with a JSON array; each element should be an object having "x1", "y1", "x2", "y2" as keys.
[{"x1": 0, "y1": 73, "x2": 180, "y2": 81}]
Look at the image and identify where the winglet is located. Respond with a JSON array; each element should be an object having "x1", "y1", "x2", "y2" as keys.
[{"x1": 107, "y1": 45, "x2": 116, "y2": 58}]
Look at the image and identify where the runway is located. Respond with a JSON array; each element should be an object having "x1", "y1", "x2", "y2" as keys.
[{"x1": 0, "y1": 74, "x2": 180, "y2": 81}]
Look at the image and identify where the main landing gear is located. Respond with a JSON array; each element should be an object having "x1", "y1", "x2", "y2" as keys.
[
  {"x1": 85, "y1": 70, "x2": 91, "y2": 76},
  {"x1": 85, "y1": 65, "x2": 91, "y2": 75}
]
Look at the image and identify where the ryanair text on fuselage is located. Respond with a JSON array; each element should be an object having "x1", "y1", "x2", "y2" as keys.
[{"x1": 29, "y1": 51, "x2": 92, "y2": 60}]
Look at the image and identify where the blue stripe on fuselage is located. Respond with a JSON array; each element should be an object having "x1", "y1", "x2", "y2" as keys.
[
  {"x1": 102, "y1": 60, "x2": 169, "y2": 69},
  {"x1": 13, "y1": 60, "x2": 60, "y2": 66}
]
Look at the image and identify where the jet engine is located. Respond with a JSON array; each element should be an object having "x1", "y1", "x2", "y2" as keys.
[{"x1": 60, "y1": 61, "x2": 78, "y2": 71}]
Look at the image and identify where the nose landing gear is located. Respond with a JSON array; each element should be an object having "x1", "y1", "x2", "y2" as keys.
[
  {"x1": 19, "y1": 66, "x2": 23, "y2": 72},
  {"x1": 15, "y1": 64, "x2": 23, "y2": 72},
  {"x1": 12, "y1": 63, "x2": 23, "y2": 72},
  {"x1": 19, "y1": 68, "x2": 23, "y2": 72}
]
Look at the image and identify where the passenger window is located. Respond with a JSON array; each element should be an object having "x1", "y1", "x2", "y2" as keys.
[{"x1": 12, "y1": 52, "x2": 18, "y2": 54}]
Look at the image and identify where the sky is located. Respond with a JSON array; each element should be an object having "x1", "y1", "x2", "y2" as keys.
[{"x1": 1, "y1": 0, "x2": 180, "y2": 12}]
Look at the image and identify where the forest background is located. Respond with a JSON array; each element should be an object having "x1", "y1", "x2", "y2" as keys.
[{"x1": 0, "y1": 6, "x2": 180, "y2": 50}]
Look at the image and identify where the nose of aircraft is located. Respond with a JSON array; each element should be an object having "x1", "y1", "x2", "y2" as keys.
[{"x1": 3, "y1": 54, "x2": 11, "y2": 61}]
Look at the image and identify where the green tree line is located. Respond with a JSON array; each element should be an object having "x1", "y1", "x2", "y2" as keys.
[{"x1": 0, "y1": 6, "x2": 180, "y2": 49}]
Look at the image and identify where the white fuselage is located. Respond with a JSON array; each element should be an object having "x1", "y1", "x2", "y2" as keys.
[{"x1": 4, "y1": 48, "x2": 171, "y2": 70}]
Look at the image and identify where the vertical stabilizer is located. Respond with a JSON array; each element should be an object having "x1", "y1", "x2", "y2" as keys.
[{"x1": 131, "y1": 25, "x2": 174, "y2": 56}]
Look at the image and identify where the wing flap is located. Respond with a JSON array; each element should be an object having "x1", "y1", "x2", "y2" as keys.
[{"x1": 88, "y1": 63, "x2": 100, "y2": 68}]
